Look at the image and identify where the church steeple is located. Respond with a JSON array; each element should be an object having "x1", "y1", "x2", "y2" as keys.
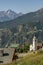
[{"x1": 33, "y1": 35, "x2": 37, "y2": 51}]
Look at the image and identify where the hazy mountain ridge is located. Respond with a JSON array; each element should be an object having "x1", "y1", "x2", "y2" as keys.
[{"x1": 0, "y1": 9, "x2": 23, "y2": 22}]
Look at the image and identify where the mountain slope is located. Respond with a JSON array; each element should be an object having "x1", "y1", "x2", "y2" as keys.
[
  {"x1": 7, "y1": 51, "x2": 43, "y2": 65},
  {"x1": 0, "y1": 8, "x2": 43, "y2": 47},
  {"x1": 0, "y1": 9, "x2": 23, "y2": 22}
]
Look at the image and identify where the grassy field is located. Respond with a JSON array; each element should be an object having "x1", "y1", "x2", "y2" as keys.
[{"x1": 7, "y1": 51, "x2": 43, "y2": 65}]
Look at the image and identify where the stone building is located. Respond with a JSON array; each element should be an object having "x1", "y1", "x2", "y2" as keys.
[{"x1": 0, "y1": 48, "x2": 15, "y2": 64}]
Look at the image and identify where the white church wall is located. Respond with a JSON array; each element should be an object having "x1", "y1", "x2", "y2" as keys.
[
  {"x1": 30, "y1": 44, "x2": 33, "y2": 51},
  {"x1": 30, "y1": 35, "x2": 37, "y2": 51}
]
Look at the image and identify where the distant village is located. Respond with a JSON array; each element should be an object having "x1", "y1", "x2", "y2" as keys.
[{"x1": 0, "y1": 34, "x2": 43, "y2": 65}]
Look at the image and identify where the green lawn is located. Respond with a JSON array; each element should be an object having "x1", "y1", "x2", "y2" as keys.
[{"x1": 7, "y1": 51, "x2": 43, "y2": 65}]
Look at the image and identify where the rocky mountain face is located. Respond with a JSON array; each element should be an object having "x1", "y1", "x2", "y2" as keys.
[
  {"x1": 0, "y1": 9, "x2": 23, "y2": 22},
  {"x1": 0, "y1": 8, "x2": 43, "y2": 47}
]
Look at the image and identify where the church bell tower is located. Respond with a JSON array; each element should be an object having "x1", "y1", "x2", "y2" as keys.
[{"x1": 33, "y1": 35, "x2": 37, "y2": 51}]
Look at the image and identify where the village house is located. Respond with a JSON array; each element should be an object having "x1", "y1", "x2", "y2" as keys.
[{"x1": 0, "y1": 48, "x2": 15, "y2": 65}]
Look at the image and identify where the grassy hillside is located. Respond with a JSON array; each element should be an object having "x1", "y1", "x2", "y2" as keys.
[{"x1": 7, "y1": 51, "x2": 43, "y2": 65}]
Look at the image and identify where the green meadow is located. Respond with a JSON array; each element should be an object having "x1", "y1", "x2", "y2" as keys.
[{"x1": 7, "y1": 51, "x2": 43, "y2": 65}]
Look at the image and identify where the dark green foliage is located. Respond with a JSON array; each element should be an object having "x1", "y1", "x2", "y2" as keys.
[{"x1": 18, "y1": 44, "x2": 30, "y2": 53}]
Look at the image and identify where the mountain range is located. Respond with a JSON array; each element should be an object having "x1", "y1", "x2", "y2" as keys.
[
  {"x1": 0, "y1": 8, "x2": 43, "y2": 47},
  {"x1": 0, "y1": 9, "x2": 23, "y2": 22},
  {"x1": 0, "y1": 8, "x2": 43, "y2": 28}
]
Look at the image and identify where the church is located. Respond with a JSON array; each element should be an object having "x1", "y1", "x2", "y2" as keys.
[{"x1": 30, "y1": 35, "x2": 43, "y2": 51}]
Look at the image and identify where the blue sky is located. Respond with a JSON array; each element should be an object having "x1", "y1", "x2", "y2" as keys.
[{"x1": 0, "y1": 0, "x2": 43, "y2": 13}]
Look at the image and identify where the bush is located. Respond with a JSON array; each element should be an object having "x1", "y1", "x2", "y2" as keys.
[{"x1": 20, "y1": 48, "x2": 24, "y2": 53}]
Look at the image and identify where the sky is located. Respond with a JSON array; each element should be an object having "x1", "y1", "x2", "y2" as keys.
[{"x1": 0, "y1": 0, "x2": 43, "y2": 13}]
